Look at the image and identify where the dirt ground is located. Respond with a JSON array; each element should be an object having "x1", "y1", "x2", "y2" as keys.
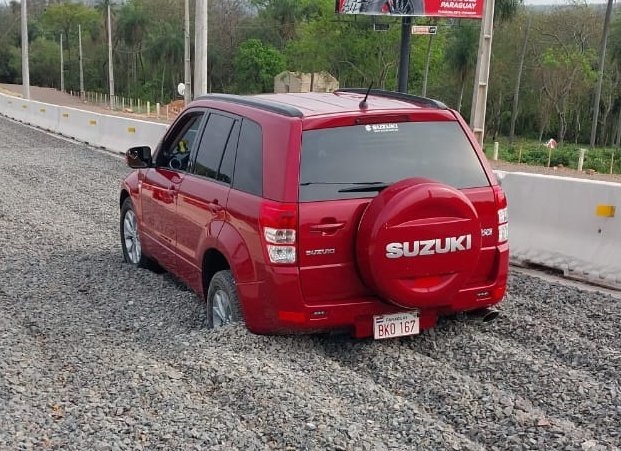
[{"x1": 2, "y1": 83, "x2": 620, "y2": 184}]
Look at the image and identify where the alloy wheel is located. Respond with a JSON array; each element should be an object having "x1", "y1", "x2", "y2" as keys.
[{"x1": 123, "y1": 210, "x2": 142, "y2": 264}]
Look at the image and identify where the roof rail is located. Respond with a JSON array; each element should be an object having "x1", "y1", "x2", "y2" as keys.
[
  {"x1": 334, "y1": 88, "x2": 447, "y2": 109},
  {"x1": 195, "y1": 93, "x2": 304, "y2": 118}
]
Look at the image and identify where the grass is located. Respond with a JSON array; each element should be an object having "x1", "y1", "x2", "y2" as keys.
[{"x1": 482, "y1": 137, "x2": 620, "y2": 175}]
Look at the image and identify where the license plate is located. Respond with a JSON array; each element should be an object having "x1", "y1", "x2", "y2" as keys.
[{"x1": 373, "y1": 312, "x2": 420, "y2": 339}]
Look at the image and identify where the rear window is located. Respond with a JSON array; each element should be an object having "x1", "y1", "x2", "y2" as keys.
[{"x1": 299, "y1": 121, "x2": 489, "y2": 201}]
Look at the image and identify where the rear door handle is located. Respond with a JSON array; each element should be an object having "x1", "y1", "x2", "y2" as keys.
[{"x1": 310, "y1": 222, "x2": 345, "y2": 233}]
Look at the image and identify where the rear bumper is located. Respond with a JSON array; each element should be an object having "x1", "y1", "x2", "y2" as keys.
[{"x1": 237, "y1": 243, "x2": 509, "y2": 338}]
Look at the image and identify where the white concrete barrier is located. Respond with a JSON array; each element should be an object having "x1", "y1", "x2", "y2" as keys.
[
  {"x1": 56, "y1": 107, "x2": 103, "y2": 145},
  {"x1": 496, "y1": 171, "x2": 621, "y2": 289},
  {"x1": 97, "y1": 113, "x2": 165, "y2": 153},
  {"x1": 0, "y1": 91, "x2": 167, "y2": 154},
  {"x1": 32, "y1": 101, "x2": 61, "y2": 132}
]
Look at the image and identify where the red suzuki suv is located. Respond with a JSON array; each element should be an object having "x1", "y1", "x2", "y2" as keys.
[{"x1": 120, "y1": 89, "x2": 509, "y2": 339}]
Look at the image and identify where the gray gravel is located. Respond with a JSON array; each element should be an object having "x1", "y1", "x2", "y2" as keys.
[{"x1": 0, "y1": 116, "x2": 620, "y2": 451}]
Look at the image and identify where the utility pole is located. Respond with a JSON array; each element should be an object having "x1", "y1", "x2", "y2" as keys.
[
  {"x1": 184, "y1": 0, "x2": 192, "y2": 104},
  {"x1": 194, "y1": 0, "x2": 208, "y2": 97},
  {"x1": 21, "y1": 0, "x2": 30, "y2": 99},
  {"x1": 469, "y1": 0, "x2": 495, "y2": 145},
  {"x1": 421, "y1": 33, "x2": 434, "y2": 97},
  {"x1": 107, "y1": 3, "x2": 115, "y2": 109},
  {"x1": 590, "y1": 0, "x2": 614, "y2": 148},
  {"x1": 397, "y1": 17, "x2": 412, "y2": 93},
  {"x1": 79, "y1": 24, "x2": 85, "y2": 100},
  {"x1": 60, "y1": 33, "x2": 64, "y2": 92}
]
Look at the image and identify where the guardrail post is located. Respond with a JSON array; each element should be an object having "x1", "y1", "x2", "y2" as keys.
[
  {"x1": 578, "y1": 148, "x2": 586, "y2": 172},
  {"x1": 493, "y1": 141, "x2": 499, "y2": 161}
]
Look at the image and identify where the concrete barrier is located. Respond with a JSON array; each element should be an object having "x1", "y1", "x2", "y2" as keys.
[
  {"x1": 0, "y1": 91, "x2": 167, "y2": 154},
  {"x1": 36, "y1": 101, "x2": 61, "y2": 132},
  {"x1": 496, "y1": 171, "x2": 621, "y2": 289},
  {"x1": 97, "y1": 113, "x2": 165, "y2": 153}
]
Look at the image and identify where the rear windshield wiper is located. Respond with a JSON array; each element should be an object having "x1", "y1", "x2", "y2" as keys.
[
  {"x1": 299, "y1": 181, "x2": 390, "y2": 193},
  {"x1": 337, "y1": 182, "x2": 390, "y2": 193}
]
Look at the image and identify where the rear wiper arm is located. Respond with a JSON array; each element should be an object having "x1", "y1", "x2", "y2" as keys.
[{"x1": 337, "y1": 182, "x2": 390, "y2": 193}]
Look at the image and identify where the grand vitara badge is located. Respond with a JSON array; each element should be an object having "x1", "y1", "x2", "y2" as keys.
[{"x1": 385, "y1": 234, "x2": 472, "y2": 259}]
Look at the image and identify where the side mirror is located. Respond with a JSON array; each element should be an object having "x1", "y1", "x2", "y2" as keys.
[{"x1": 126, "y1": 146, "x2": 152, "y2": 169}]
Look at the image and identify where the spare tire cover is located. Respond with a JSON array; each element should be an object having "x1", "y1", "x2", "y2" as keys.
[{"x1": 356, "y1": 178, "x2": 482, "y2": 309}]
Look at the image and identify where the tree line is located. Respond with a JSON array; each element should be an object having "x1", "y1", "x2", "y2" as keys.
[{"x1": 0, "y1": 0, "x2": 619, "y2": 146}]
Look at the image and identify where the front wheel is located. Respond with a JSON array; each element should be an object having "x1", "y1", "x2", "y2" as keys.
[
  {"x1": 206, "y1": 270, "x2": 243, "y2": 329},
  {"x1": 120, "y1": 197, "x2": 160, "y2": 270}
]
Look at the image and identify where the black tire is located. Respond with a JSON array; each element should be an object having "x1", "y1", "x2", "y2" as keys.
[
  {"x1": 206, "y1": 270, "x2": 243, "y2": 329},
  {"x1": 120, "y1": 197, "x2": 162, "y2": 271}
]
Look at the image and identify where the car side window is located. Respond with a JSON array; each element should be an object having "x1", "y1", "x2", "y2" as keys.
[
  {"x1": 193, "y1": 113, "x2": 237, "y2": 182},
  {"x1": 218, "y1": 121, "x2": 241, "y2": 184},
  {"x1": 232, "y1": 119, "x2": 263, "y2": 196},
  {"x1": 156, "y1": 112, "x2": 204, "y2": 171}
]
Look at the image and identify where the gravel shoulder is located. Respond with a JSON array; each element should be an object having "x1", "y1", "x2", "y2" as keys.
[{"x1": 0, "y1": 116, "x2": 620, "y2": 450}]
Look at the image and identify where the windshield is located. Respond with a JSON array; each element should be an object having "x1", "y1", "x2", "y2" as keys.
[{"x1": 299, "y1": 121, "x2": 490, "y2": 201}]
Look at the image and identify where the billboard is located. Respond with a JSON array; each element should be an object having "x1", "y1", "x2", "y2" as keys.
[{"x1": 336, "y1": 0, "x2": 483, "y2": 19}]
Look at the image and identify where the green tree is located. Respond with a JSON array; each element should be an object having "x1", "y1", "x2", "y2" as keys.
[
  {"x1": 29, "y1": 38, "x2": 61, "y2": 88},
  {"x1": 0, "y1": 3, "x2": 19, "y2": 83},
  {"x1": 495, "y1": 0, "x2": 521, "y2": 23},
  {"x1": 250, "y1": 0, "x2": 329, "y2": 46},
  {"x1": 209, "y1": 0, "x2": 255, "y2": 92},
  {"x1": 117, "y1": 0, "x2": 150, "y2": 88},
  {"x1": 287, "y1": 12, "x2": 418, "y2": 91},
  {"x1": 607, "y1": 11, "x2": 621, "y2": 146},
  {"x1": 39, "y1": 3, "x2": 98, "y2": 60},
  {"x1": 444, "y1": 23, "x2": 479, "y2": 112},
  {"x1": 538, "y1": 47, "x2": 597, "y2": 144},
  {"x1": 233, "y1": 39, "x2": 286, "y2": 93},
  {"x1": 146, "y1": 20, "x2": 184, "y2": 101},
  {"x1": 590, "y1": 0, "x2": 614, "y2": 147}
]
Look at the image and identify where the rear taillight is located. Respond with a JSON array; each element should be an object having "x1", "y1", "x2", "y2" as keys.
[
  {"x1": 260, "y1": 201, "x2": 298, "y2": 265},
  {"x1": 494, "y1": 186, "x2": 509, "y2": 244},
  {"x1": 498, "y1": 211, "x2": 509, "y2": 243}
]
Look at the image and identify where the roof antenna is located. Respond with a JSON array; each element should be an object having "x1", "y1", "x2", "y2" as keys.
[{"x1": 359, "y1": 81, "x2": 373, "y2": 110}]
